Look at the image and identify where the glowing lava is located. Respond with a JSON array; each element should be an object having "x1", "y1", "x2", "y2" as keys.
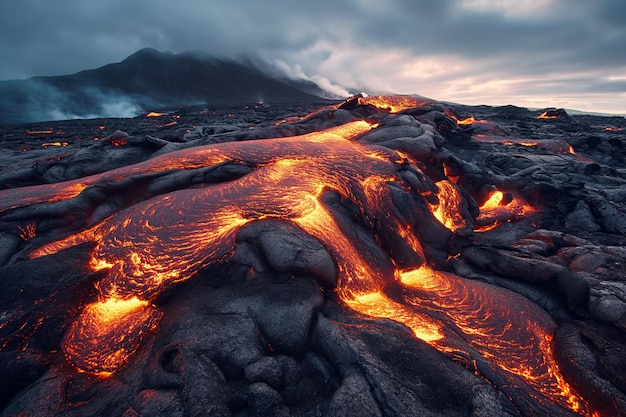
[
  {"x1": 394, "y1": 266, "x2": 590, "y2": 415},
  {"x1": 41, "y1": 141, "x2": 69, "y2": 148},
  {"x1": 158, "y1": 121, "x2": 178, "y2": 128},
  {"x1": 28, "y1": 120, "x2": 406, "y2": 373},
  {"x1": 62, "y1": 296, "x2": 161, "y2": 377},
  {"x1": 450, "y1": 115, "x2": 489, "y2": 125},
  {"x1": 146, "y1": 112, "x2": 167, "y2": 117},
  {"x1": 0, "y1": 103, "x2": 597, "y2": 416},
  {"x1": 472, "y1": 134, "x2": 588, "y2": 161},
  {"x1": 456, "y1": 116, "x2": 476, "y2": 125},
  {"x1": 27, "y1": 129, "x2": 54, "y2": 135},
  {"x1": 273, "y1": 95, "x2": 433, "y2": 126},
  {"x1": 538, "y1": 111, "x2": 559, "y2": 119},
  {"x1": 358, "y1": 95, "x2": 434, "y2": 113},
  {"x1": 475, "y1": 190, "x2": 536, "y2": 232},
  {"x1": 428, "y1": 180, "x2": 468, "y2": 232}
]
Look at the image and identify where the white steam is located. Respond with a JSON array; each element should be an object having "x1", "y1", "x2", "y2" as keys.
[{"x1": 250, "y1": 56, "x2": 350, "y2": 99}]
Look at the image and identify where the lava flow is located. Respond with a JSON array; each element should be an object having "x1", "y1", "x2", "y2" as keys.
[
  {"x1": 1, "y1": 98, "x2": 597, "y2": 416},
  {"x1": 475, "y1": 190, "x2": 536, "y2": 232},
  {"x1": 472, "y1": 134, "x2": 589, "y2": 162}
]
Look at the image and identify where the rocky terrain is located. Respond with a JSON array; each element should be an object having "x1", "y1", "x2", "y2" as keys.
[{"x1": 0, "y1": 95, "x2": 625, "y2": 417}]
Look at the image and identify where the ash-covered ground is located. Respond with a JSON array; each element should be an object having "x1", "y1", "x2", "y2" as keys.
[{"x1": 0, "y1": 96, "x2": 625, "y2": 417}]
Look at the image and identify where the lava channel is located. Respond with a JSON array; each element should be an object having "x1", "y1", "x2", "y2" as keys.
[{"x1": 1, "y1": 101, "x2": 598, "y2": 416}]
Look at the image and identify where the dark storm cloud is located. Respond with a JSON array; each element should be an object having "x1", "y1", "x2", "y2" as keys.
[{"x1": 0, "y1": 0, "x2": 624, "y2": 113}]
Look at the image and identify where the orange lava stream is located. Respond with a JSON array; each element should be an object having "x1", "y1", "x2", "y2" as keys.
[
  {"x1": 457, "y1": 116, "x2": 476, "y2": 125},
  {"x1": 450, "y1": 115, "x2": 489, "y2": 125},
  {"x1": 41, "y1": 141, "x2": 69, "y2": 148},
  {"x1": 475, "y1": 190, "x2": 536, "y2": 232},
  {"x1": 29, "y1": 120, "x2": 404, "y2": 372},
  {"x1": 429, "y1": 179, "x2": 468, "y2": 232},
  {"x1": 274, "y1": 103, "x2": 342, "y2": 125},
  {"x1": 0, "y1": 122, "x2": 371, "y2": 216},
  {"x1": 473, "y1": 134, "x2": 591, "y2": 163},
  {"x1": 272, "y1": 95, "x2": 434, "y2": 126},
  {"x1": 146, "y1": 112, "x2": 167, "y2": 117},
  {"x1": 2, "y1": 108, "x2": 596, "y2": 415},
  {"x1": 538, "y1": 111, "x2": 559, "y2": 119},
  {"x1": 358, "y1": 95, "x2": 434, "y2": 113},
  {"x1": 62, "y1": 297, "x2": 161, "y2": 376},
  {"x1": 395, "y1": 267, "x2": 591, "y2": 415}
]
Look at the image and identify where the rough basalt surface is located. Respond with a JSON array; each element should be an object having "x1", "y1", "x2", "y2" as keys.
[{"x1": 0, "y1": 98, "x2": 625, "y2": 416}]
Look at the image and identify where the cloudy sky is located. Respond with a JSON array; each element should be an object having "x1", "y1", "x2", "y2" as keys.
[{"x1": 1, "y1": 0, "x2": 625, "y2": 114}]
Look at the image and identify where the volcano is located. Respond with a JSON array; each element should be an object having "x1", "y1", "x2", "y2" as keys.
[
  {"x1": 0, "y1": 48, "x2": 328, "y2": 125},
  {"x1": 0, "y1": 95, "x2": 625, "y2": 417}
]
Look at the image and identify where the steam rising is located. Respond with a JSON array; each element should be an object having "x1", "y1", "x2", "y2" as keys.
[
  {"x1": 246, "y1": 55, "x2": 351, "y2": 99},
  {"x1": 45, "y1": 88, "x2": 142, "y2": 121},
  {"x1": 0, "y1": 79, "x2": 141, "y2": 123}
]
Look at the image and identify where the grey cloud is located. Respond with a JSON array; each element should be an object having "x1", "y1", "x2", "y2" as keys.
[{"x1": 0, "y1": 0, "x2": 624, "y2": 113}]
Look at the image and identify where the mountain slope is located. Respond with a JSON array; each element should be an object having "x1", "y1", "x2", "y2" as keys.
[{"x1": 0, "y1": 48, "x2": 327, "y2": 124}]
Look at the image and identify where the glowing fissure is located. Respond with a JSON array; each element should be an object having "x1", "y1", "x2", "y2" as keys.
[
  {"x1": 538, "y1": 111, "x2": 559, "y2": 119},
  {"x1": 472, "y1": 134, "x2": 591, "y2": 163},
  {"x1": 475, "y1": 190, "x2": 536, "y2": 232},
  {"x1": 429, "y1": 180, "x2": 468, "y2": 232},
  {"x1": 5, "y1": 98, "x2": 595, "y2": 415}
]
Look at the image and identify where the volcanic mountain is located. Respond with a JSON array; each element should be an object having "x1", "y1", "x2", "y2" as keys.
[{"x1": 0, "y1": 48, "x2": 328, "y2": 124}]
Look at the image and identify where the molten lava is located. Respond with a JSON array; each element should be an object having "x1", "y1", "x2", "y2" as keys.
[
  {"x1": 450, "y1": 115, "x2": 489, "y2": 126},
  {"x1": 456, "y1": 116, "x2": 476, "y2": 125},
  {"x1": 27, "y1": 129, "x2": 54, "y2": 135},
  {"x1": 146, "y1": 112, "x2": 167, "y2": 117},
  {"x1": 110, "y1": 137, "x2": 128, "y2": 147},
  {"x1": 472, "y1": 135, "x2": 587, "y2": 161},
  {"x1": 538, "y1": 111, "x2": 559, "y2": 119},
  {"x1": 358, "y1": 95, "x2": 434, "y2": 113},
  {"x1": 475, "y1": 190, "x2": 536, "y2": 232},
  {"x1": 0, "y1": 101, "x2": 597, "y2": 416},
  {"x1": 394, "y1": 266, "x2": 589, "y2": 414},
  {"x1": 62, "y1": 296, "x2": 161, "y2": 377},
  {"x1": 18, "y1": 223, "x2": 37, "y2": 240},
  {"x1": 41, "y1": 141, "x2": 69, "y2": 148},
  {"x1": 428, "y1": 180, "x2": 468, "y2": 232},
  {"x1": 273, "y1": 95, "x2": 431, "y2": 126},
  {"x1": 158, "y1": 121, "x2": 178, "y2": 128}
]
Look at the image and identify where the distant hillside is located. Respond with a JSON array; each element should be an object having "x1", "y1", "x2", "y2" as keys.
[{"x1": 0, "y1": 48, "x2": 328, "y2": 124}]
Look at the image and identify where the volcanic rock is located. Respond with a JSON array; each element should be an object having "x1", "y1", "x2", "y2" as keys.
[
  {"x1": 0, "y1": 95, "x2": 625, "y2": 417},
  {"x1": 236, "y1": 220, "x2": 336, "y2": 288}
]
